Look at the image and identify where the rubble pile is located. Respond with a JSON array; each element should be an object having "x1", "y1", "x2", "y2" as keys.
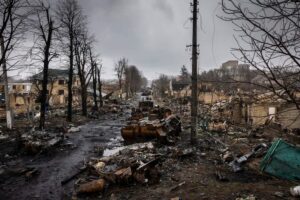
[
  {"x1": 0, "y1": 130, "x2": 22, "y2": 161},
  {"x1": 199, "y1": 119, "x2": 300, "y2": 179},
  {"x1": 1, "y1": 95, "x2": 300, "y2": 199},
  {"x1": 21, "y1": 130, "x2": 64, "y2": 154},
  {"x1": 20, "y1": 125, "x2": 82, "y2": 155},
  {"x1": 89, "y1": 101, "x2": 131, "y2": 119},
  {"x1": 150, "y1": 112, "x2": 297, "y2": 198},
  {"x1": 72, "y1": 141, "x2": 196, "y2": 198}
]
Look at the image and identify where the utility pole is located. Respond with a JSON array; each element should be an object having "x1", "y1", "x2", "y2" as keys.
[
  {"x1": 190, "y1": 0, "x2": 198, "y2": 144},
  {"x1": 0, "y1": 36, "x2": 12, "y2": 129}
]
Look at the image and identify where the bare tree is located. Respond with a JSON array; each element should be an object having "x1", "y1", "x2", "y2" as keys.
[
  {"x1": 124, "y1": 65, "x2": 145, "y2": 99},
  {"x1": 0, "y1": 0, "x2": 29, "y2": 128},
  {"x1": 29, "y1": 0, "x2": 58, "y2": 129},
  {"x1": 180, "y1": 65, "x2": 190, "y2": 82},
  {"x1": 31, "y1": 76, "x2": 55, "y2": 106},
  {"x1": 89, "y1": 46, "x2": 98, "y2": 111},
  {"x1": 152, "y1": 74, "x2": 170, "y2": 98},
  {"x1": 88, "y1": 45, "x2": 102, "y2": 110},
  {"x1": 56, "y1": 0, "x2": 83, "y2": 121},
  {"x1": 198, "y1": 65, "x2": 256, "y2": 92},
  {"x1": 91, "y1": 61, "x2": 97, "y2": 111},
  {"x1": 74, "y1": 29, "x2": 93, "y2": 116},
  {"x1": 221, "y1": 0, "x2": 300, "y2": 109},
  {"x1": 114, "y1": 57, "x2": 127, "y2": 99},
  {"x1": 0, "y1": 0, "x2": 29, "y2": 69}
]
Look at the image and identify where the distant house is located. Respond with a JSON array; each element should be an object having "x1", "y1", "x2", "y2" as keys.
[
  {"x1": 0, "y1": 81, "x2": 32, "y2": 95},
  {"x1": 247, "y1": 92, "x2": 300, "y2": 129},
  {"x1": 31, "y1": 68, "x2": 81, "y2": 108},
  {"x1": 0, "y1": 80, "x2": 34, "y2": 116},
  {"x1": 227, "y1": 91, "x2": 300, "y2": 129},
  {"x1": 220, "y1": 60, "x2": 251, "y2": 82}
]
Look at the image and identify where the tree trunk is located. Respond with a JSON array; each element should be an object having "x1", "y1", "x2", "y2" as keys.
[
  {"x1": 119, "y1": 80, "x2": 122, "y2": 100},
  {"x1": 0, "y1": 35, "x2": 12, "y2": 129},
  {"x1": 81, "y1": 86, "x2": 87, "y2": 116},
  {"x1": 99, "y1": 82, "x2": 103, "y2": 107},
  {"x1": 77, "y1": 64, "x2": 88, "y2": 116},
  {"x1": 39, "y1": 61, "x2": 49, "y2": 130},
  {"x1": 92, "y1": 64, "x2": 98, "y2": 110},
  {"x1": 97, "y1": 67, "x2": 103, "y2": 107},
  {"x1": 125, "y1": 84, "x2": 129, "y2": 100},
  {"x1": 67, "y1": 35, "x2": 74, "y2": 122},
  {"x1": 39, "y1": 19, "x2": 53, "y2": 129}
]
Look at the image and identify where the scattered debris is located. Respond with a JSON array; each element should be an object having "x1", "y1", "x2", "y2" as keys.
[
  {"x1": 1, "y1": 97, "x2": 299, "y2": 199},
  {"x1": 230, "y1": 143, "x2": 267, "y2": 172},
  {"x1": 68, "y1": 127, "x2": 81, "y2": 133},
  {"x1": 93, "y1": 162, "x2": 106, "y2": 174},
  {"x1": 21, "y1": 130, "x2": 63, "y2": 154},
  {"x1": 0, "y1": 134, "x2": 9, "y2": 140},
  {"x1": 274, "y1": 191, "x2": 284, "y2": 198},
  {"x1": 222, "y1": 151, "x2": 234, "y2": 162},
  {"x1": 290, "y1": 186, "x2": 300, "y2": 197},
  {"x1": 215, "y1": 170, "x2": 229, "y2": 182},
  {"x1": 115, "y1": 167, "x2": 132, "y2": 183},
  {"x1": 170, "y1": 181, "x2": 186, "y2": 192},
  {"x1": 170, "y1": 197, "x2": 182, "y2": 200},
  {"x1": 209, "y1": 121, "x2": 228, "y2": 132},
  {"x1": 77, "y1": 179, "x2": 106, "y2": 194},
  {"x1": 236, "y1": 194, "x2": 256, "y2": 200},
  {"x1": 25, "y1": 168, "x2": 40, "y2": 179}
]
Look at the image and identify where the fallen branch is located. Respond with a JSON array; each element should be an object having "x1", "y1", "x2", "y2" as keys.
[{"x1": 170, "y1": 181, "x2": 186, "y2": 192}]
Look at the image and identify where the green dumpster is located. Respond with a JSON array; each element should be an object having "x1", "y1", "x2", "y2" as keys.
[{"x1": 260, "y1": 139, "x2": 300, "y2": 181}]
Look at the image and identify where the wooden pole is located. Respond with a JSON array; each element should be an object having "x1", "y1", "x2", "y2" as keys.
[{"x1": 190, "y1": 0, "x2": 198, "y2": 144}]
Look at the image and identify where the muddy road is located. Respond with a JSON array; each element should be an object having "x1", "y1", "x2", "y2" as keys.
[{"x1": 0, "y1": 113, "x2": 128, "y2": 200}]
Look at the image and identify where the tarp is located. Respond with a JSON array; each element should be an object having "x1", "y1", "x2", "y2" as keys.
[{"x1": 260, "y1": 139, "x2": 300, "y2": 181}]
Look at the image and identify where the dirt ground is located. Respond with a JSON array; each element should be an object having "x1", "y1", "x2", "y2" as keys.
[{"x1": 0, "y1": 109, "x2": 299, "y2": 200}]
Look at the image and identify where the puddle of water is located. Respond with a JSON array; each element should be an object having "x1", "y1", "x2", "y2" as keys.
[{"x1": 0, "y1": 135, "x2": 9, "y2": 140}]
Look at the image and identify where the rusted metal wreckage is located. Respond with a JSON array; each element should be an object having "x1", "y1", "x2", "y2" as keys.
[{"x1": 121, "y1": 100, "x2": 182, "y2": 142}]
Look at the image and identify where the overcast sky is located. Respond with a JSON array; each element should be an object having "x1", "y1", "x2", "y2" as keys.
[{"x1": 78, "y1": 0, "x2": 237, "y2": 80}]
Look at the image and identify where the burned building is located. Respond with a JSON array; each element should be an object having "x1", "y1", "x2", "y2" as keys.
[
  {"x1": 31, "y1": 68, "x2": 81, "y2": 109},
  {"x1": 0, "y1": 80, "x2": 34, "y2": 118}
]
